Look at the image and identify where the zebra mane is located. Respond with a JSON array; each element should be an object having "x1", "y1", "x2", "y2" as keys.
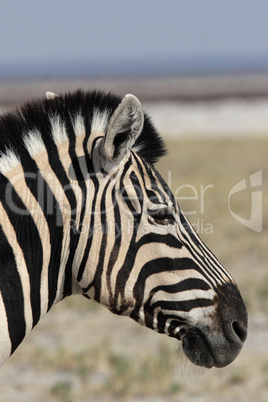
[{"x1": 0, "y1": 90, "x2": 166, "y2": 167}]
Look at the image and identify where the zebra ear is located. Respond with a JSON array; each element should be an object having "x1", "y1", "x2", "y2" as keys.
[
  {"x1": 45, "y1": 91, "x2": 59, "y2": 100},
  {"x1": 100, "y1": 94, "x2": 144, "y2": 164}
]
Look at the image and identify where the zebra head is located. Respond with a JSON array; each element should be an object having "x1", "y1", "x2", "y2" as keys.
[
  {"x1": 0, "y1": 90, "x2": 247, "y2": 369},
  {"x1": 78, "y1": 93, "x2": 248, "y2": 369}
]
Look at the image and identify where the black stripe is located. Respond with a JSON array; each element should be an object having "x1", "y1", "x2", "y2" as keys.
[
  {"x1": 0, "y1": 225, "x2": 26, "y2": 354},
  {"x1": 178, "y1": 212, "x2": 226, "y2": 285},
  {"x1": 159, "y1": 314, "x2": 187, "y2": 333},
  {"x1": 143, "y1": 161, "x2": 167, "y2": 202},
  {"x1": 143, "y1": 298, "x2": 214, "y2": 331},
  {"x1": 151, "y1": 278, "x2": 211, "y2": 295},
  {"x1": 1, "y1": 176, "x2": 43, "y2": 326},
  {"x1": 106, "y1": 186, "x2": 121, "y2": 306},
  {"x1": 136, "y1": 233, "x2": 183, "y2": 250},
  {"x1": 150, "y1": 298, "x2": 214, "y2": 313},
  {"x1": 131, "y1": 257, "x2": 214, "y2": 319},
  {"x1": 77, "y1": 156, "x2": 99, "y2": 283},
  {"x1": 90, "y1": 179, "x2": 111, "y2": 302},
  {"x1": 119, "y1": 163, "x2": 142, "y2": 216}
]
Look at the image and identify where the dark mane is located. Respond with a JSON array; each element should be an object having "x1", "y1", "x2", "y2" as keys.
[{"x1": 0, "y1": 90, "x2": 166, "y2": 165}]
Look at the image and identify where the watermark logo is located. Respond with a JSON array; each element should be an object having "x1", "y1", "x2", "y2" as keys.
[
  {"x1": 167, "y1": 171, "x2": 214, "y2": 235},
  {"x1": 4, "y1": 168, "x2": 262, "y2": 235},
  {"x1": 228, "y1": 170, "x2": 262, "y2": 233}
]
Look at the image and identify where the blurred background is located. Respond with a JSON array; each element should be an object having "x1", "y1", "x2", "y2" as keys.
[{"x1": 1, "y1": 1, "x2": 267, "y2": 401}]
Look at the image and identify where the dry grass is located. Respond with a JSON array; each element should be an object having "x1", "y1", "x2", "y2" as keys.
[
  {"x1": 157, "y1": 137, "x2": 268, "y2": 316},
  {"x1": 0, "y1": 137, "x2": 267, "y2": 401}
]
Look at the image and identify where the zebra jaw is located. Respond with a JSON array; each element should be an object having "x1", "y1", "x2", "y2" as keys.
[{"x1": 130, "y1": 281, "x2": 247, "y2": 369}]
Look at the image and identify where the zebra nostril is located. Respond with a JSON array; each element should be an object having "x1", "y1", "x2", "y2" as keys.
[{"x1": 232, "y1": 320, "x2": 247, "y2": 343}]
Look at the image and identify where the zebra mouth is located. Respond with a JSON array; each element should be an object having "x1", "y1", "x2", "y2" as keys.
[{"x1": 181, "y1": 328, "x2": 215, "y2": 368}]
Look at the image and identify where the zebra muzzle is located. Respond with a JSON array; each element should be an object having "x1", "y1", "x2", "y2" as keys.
[{"x1": 181, "y1": 301, "x2": 247, "y2": 368}]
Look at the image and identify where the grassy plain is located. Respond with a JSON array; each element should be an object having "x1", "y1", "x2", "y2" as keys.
[{"x1": 1, "y1": 137, "x2": 267, "y2": 401}]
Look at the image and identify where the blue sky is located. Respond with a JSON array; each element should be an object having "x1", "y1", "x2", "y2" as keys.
[{"x1": 1, "y1": 0, "x2": 268, "y2": 78}]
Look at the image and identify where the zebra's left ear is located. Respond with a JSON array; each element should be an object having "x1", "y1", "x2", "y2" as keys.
[
  {"x1": 45, "y1": 91, "x2": 59, "y2": 100},
  {"x1": 100, "y1": 94, "x2": 144, "y2": 165}
]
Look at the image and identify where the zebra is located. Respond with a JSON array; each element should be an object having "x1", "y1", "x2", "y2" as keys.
[{"x1": 0, "y1": 90, "x2": 247, "y2": 368}]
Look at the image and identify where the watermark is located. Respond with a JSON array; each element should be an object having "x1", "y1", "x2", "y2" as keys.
[
  {"x1": 167, "y1": 170, "x2": 214, "y2": 235},
  {"x1": 228, "y1": 170, "x2": 262, "y2": 233},
  {"x1": 68, "y1": 216, "x2": 211, "y2": 240},
  {"x1": 3, "y1": 168, "x2": 262, "y2": 235},
  {"x1": 167, "y1": 169, "x2": 263, "y2": 233}
]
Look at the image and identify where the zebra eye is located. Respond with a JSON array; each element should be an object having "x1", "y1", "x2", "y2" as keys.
[{"x1": 148, "y1": 207, "x2": 175, "y2": 225}]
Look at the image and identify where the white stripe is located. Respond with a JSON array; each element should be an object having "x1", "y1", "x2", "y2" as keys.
[
  {"x1": 91, "y1": 109, "x2": 109, "y2": 135},
  {"x1": 73, "y1": 114, "x2": 89, "y2": 177},
  {"x1": 50, "y1": 115, "x2": 68, "y2": 145},
  {"x1": 73, "y1": 114, "x2": 86, "y2": 138},
  {"x1": 71, "y1": 114, "x2": 92, "y2": 183},
  {"x1": 23, "y1": 130, "x2": 46, "y2": 157},
  {"x1": 0, "y1": 149, "x2": 21, "y2": 176},
  {"x1": 150, "y1": 288, "x2": 216, "y2": 305}
]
